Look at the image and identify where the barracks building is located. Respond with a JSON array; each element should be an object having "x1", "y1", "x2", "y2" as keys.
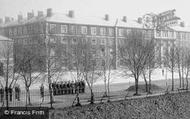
[{"x1": 0, "y1": 9, "x2": 190, "y2": 71}]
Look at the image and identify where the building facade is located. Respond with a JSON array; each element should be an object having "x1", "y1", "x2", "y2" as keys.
[{"x1": 0, "y1": 9, "x2": 190, "y2": 72}]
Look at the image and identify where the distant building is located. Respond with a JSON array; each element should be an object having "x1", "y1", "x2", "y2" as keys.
[{"x1": 0, "y1": 8, "x2": 190, "y2": 72}]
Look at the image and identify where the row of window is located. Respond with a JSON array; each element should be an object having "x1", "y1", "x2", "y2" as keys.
[
  {"x1": 49, "y1": 23, "x2": 114, "y2": 36},
  {"x1": 50, "y1": 37, "x2": 114, "y2": 46},
  {"x1": 8, "y1": 23, "x2": 44, "y2": 36}
]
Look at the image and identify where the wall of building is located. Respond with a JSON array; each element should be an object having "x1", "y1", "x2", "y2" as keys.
[{"x1": 49, "y1": 91, "x2": 190, "y2": 119}]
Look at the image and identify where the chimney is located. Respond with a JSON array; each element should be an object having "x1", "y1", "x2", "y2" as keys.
[
  {"x1": 47, "y1": 8, "x2": 52, "y2": 17},
  {"x1": 17, "y1": 14, "x2": 23, "y2": 22},
  {"x1": 68, "y1": 10, "x2": 74, "y2": 18},
  {"x1": 27, "y1": 12, "x2": 34, "y2": 20},
  {"x1": 38, "y1": 11, "x2": 44, "y2": 17},
  {"x1": 105, "y1": 14, "x2": 109, "y2": 21},
  {"x1": 5, "y1": 17, "x2": 10, "y2": 23},
  {"x1": 137, "y1": 17, "x2": 142, "y2": 24},
  {"x1": 180, "y1": 22, "x2": 185, "y2": 27},
  {"x1": 122, "y1": 16, "x2": 127, "y2": 22}
]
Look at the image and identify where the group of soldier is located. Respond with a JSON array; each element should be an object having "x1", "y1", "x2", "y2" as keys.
[
  {"x1": 0, "y1": 85, "x2": 21, "y2": 102},
  {"x1": 52, "y1": 80, "x2": 85, "y2": 95}
]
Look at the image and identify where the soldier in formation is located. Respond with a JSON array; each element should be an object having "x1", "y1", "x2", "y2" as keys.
[{"x1": 52, "y1": 80, "x2": 85, "y2": 95}]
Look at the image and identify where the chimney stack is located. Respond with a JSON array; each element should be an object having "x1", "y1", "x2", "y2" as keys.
[
  {"x1": 47, "y1": 8, "x2": 52, "y2": 17},
  {"x1": 27, "y1": 12, "x2": 34, "y2": 20},
  {"x1": 68, "y1": 10, "x2": 74, "y2": 18},
  {"x1": 105, "y1": 14, "x2": 109, "y2": 21},
  {"x1": 122, "y1": 16, "x2": 127, "y2": 22},
  {"x1": 180, "y1": 22, "x2": 185, "y2": 27},
  {"x1": 137, "y1": 17, "x2": 142, "y2": 24},
  {"x1": 38, "y1": 11, "x2": 44, "y2": 17},
  {"x1": 5, "y1": 17, "x2": 10, "y2": 23},
  {"x1": 18, "y1": 14, "x2": 23, "y2": 22}
]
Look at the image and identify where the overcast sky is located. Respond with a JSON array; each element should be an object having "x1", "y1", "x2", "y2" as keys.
[{"x1": 0, "y1": 0, "x2": 189, "y2": 25}]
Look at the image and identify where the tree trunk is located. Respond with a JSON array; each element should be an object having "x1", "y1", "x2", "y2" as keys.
[
  {"x1": 143, "y1": 72, "x2": 148, "y2": 93},
  {"x1": 178, "y1": 62, "x2": 182, "y2": 88},
  {"x1": 26, "y1": 87, "x2": 31, "y2": 105},
  {"x1": 134, "y1": 76, "x2": 139, "y2": 96},
  {"x1": 148, "y1": 69, "x2": 152, "y2": 94},
  {"x1": 90, "y1": 88, "x2": 94, "y2": 104},
  {"x1": 171, "y1": 69, "x2": 174, "y2": 91}
]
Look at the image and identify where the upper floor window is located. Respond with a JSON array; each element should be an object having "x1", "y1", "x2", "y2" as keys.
[
  {"x1": 14, "y1": 28, "x2": 17, "y2": 36},
  {"x1": 100, "y1": 38, "x2": 106, "y2": 45},
  {"x1": 9, "y1": 29, "x2": 13, "y2": 36},
  {"x1": 91, "y1": 38, "x2": 97, "y2": 45},
  {"x1": 118, "y1": 29, "x2": 124, "y2": 36},
  {"x1": 70, "y1": 25, "x2": 75, "y2": 34},
  {"x1": 49, "y1": 24, "x2": 56, "y2": 33},
  {"x1": 72, "y1": 38, "x2": 77, "y2": 44},
  {"x1": 18, "y1": 27, "x2": 22, "y2": 35},
  {"x1": 81, "y1": 26, "x2": 87, "y2": 34},
  {"x1": 108, "y1": 28, "x2": 114, "y2": 36},
  {"x1": 23, "y1": 26, "x2": 27, "y2": 34},
  {"x1": 91, "y1": 27, "x2": 96, "y2": 35},
  {"x1": 61, "y1": 25, "x2": 68, "y2": 33},
  {"x1": 61, "y1": 38, "x2": 67, "y2": 44},
  {"x1": 100, "y1": 27, "x2": 106, "y2": 35}
]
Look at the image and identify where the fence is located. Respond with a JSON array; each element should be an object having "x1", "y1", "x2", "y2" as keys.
[{"x1": 0, "y1": 82, "x2": 188, "y2": 109}]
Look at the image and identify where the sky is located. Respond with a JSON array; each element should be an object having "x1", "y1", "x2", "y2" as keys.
[{"x1": 0, "y1": 0, "x2": 190, "y2": 26}]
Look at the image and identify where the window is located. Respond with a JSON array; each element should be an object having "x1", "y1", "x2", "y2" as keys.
[
  {"x1": 61, "y1": 25, "x2": 67, "y2": 33},
  {"x1": 9, "y1": 29, "x2": 13, "y2": 36},
  {"x1": 100, "y1": 27, "x2": 106, "y2": 35},
  {"x1": 18, "y1": 27, "x2": 22, "y2": 35},
  {"x1": 100, "y1": 38, "x2": 106, "y2": 45},
  {"x1": 50, "y1": 48, "x2": 55, "y2": 57},
  {"x1": 72, "y1": 38, "x2": 77, "y2": 44},
  {"x1": 23, "y1": 26, "x2": 27, "y2": 34},
  {"x1": 118, "y1": 29, "x2": 124, "y2": 36},
  {"x1": 49, "y1": 24, "x2": 56, "y2": 33},
  {"x1": 61, "y1": 38, "x2": 67, "y2": 44},
  {"x1": 91, "y1": 38, "x2": 96, "y2": 45},
  {"x1": 70, "y1": 25, "x2": 75, "y2": 34},
  {"x1": 91, "y1": 27, "x2": 96, "y2": 35},
  {"x1": 108, "y1": 28, "x2": 114, "y2": 36},
  {"x1": 50, "y1": 38, "x2": 56, "y2": 43},
  {"x1": 14, "y1": 28, "x2": 17, "y2": 36},
  {"x1": 81, "y1": 26, "x2": 87, "y2": 34}
]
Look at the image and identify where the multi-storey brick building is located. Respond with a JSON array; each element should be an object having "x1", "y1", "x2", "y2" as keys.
[{"x1": 0, "y1": 8, "x2": 190, "y2": 72}]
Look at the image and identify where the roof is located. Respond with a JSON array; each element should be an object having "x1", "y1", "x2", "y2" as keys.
[
  {"x1": 2, "y1": 12, "x2": 143, "y2": 28},
  {"x1": 170, "y1": 25, "x2": 190, "y2": 32}
]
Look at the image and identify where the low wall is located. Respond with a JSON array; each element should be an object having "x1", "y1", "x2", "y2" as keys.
[{"x1": 49, "y1": 91, "x2": 190, "y2": 119}]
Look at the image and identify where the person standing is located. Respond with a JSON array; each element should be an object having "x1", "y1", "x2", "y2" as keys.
[
  {"x1": 40, "y1": 84, "x2": 44, "y2": 102},
  {"x1": 0, "y1": 88, "x2": 4, "y2": 102}
]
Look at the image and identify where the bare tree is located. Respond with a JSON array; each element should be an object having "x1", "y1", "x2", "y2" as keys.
[
  {"x1": 163, "y1": 45, "x2": 177, "y2": 91},
  {"x1": 142, "y1": 39, "x2": 156, "y2": 93},
  {"x1": 0, "y1": 39, "x2": 19, "y2": 108},
  {"x1": 119, "y1": 29, "x2": 153, "y2": 95},
  {"x1": 17, "y1": 46, "x2": 43, "y2": 106}
]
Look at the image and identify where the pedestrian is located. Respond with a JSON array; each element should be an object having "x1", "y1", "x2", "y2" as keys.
[
  {"x1": 17, "y1": 85, "x2": 21, "y2": 101},
  {"x1": 40, "y1": 84, "x2": 44, "y2": 102}
]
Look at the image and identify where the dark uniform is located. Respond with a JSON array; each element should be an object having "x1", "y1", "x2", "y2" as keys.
[
  {"x1": 8, "y1": 88, "x2": 12, "y2": 102},
  {"x1": 15, "y1": 86, "x2": 20, "y2": 101},
  {"x1": 40, "y1": 84, "x2": 44, "y2": 99},
  {"x1": 0, "y1": 88, "x2": 4, "y2": 102}
]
